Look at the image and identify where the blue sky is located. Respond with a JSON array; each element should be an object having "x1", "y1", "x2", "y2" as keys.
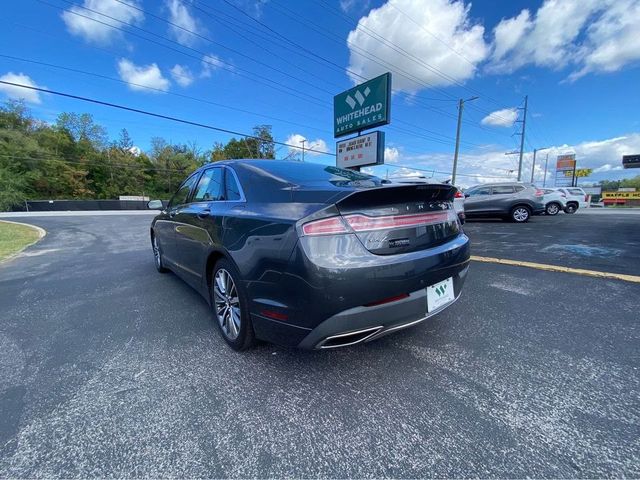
[{"x1": 1, "y1": 0, "x2": 639, "y2": 187}]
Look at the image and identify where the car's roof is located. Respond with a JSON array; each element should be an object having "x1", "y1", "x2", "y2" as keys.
[{"x1": 468, "y1": 182, "x2": 533, "y2": 188}]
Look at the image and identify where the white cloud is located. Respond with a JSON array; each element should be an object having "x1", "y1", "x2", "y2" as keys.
[
  {"x1": 340, "y1": 0, "x2": 371, "y2": 13},
  {"x1": 385, "y1": 146, "x2": 400, "y2": 163},
  {"x1": 489, "y1": 0, "x2": 640, "y2": 80},
  {"x1": 0, "y1": 72, "x2": 43, "y2": 104},
  {"x1": 166, "y1": 0, "x2": 204, "y2": 47},
  {"x1": 346, "y1": 0, "x2": 489, "y2": 92},
  {"x1": 170, "y1": 64, "x2": 194, "y2": 87},
  {"x1": 201, "y1": 54, "x2": 226, "y2": 77},
  {"x1": 285, "y1": 134, "x2": 329, "y2": 157},
  {"x1": 364, "y1": 133, "x2": 640, "y2": 188},
  {"x1": 481, "y1": 108, "x2": 518, "y2": 127},
  {"x1": 117, "y1": 59, "x2": 170, "y2": 93},
  {"x1": 61, "y1": 0, "x2": 144, "y2": 45}
]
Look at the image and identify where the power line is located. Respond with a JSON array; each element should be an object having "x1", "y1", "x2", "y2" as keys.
[
  {"x1": 0, "y1": 53, "x2": 334, "y2": 136},
  {"x1": 0, "y1": 81, "x2": 336, "y2": 156},
  {"x1": 39, "y1": 0, "x2": 330, "y2": 109},
  {"x1": 35, "y1": 0, "x2": 488, "y2": 148}
]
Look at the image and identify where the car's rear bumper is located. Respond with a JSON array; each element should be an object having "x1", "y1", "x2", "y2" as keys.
[
  {"x1": 296, "y1": 265, "x2": 468, "y2": 349},
  {"x1": 249, "y1": 232, "x2": 470, "y2": 348}
]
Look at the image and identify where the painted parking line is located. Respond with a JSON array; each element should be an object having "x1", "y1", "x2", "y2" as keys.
[{"x1": 470, "y1": 255, "x2": 640, "y2": 284}]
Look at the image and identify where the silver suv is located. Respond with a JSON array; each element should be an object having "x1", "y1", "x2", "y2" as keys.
[{"x1": 463, "y1": 183, "x2": 545, "y2": 222}]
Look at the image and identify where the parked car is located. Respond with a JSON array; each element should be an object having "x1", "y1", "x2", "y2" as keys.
[
  {"x1": 392, "y1": 177, "x2": 465, "y2": 224},
  {"x1": 552, "y1": 187, "x2": 590, "y2": 213},
  {"x1": 463, "y1": 182, "x2": 545, "y2": 222},
  {"x1": 148, "y1": 160, "x2": 470, "y2": 351},
  {"x1": 541, "y1": 188, "x2": 567, "y2": 215}
]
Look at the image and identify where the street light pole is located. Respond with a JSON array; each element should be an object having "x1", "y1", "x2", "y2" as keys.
[
  {"x1": 530, "y1": 146, "x2": 549, "y2": 184},
  {"x1": 452, "y1": 96, "x2": 479, "y2": 185},
  {"x1": 543, "y1": 153, "x2": 549, "y2": 187}
]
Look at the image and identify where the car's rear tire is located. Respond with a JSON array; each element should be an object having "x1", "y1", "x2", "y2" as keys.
[
  {"x1": 152, "y1": 234, "x2": 169, "y2": 273},
  {"x1": 565, "y1": 203, "x2": 578, "y2": 214},
  {"x1": 546, "y1": 202, "x2": 560, "y2": 216},
  {"x1": 510, "y1": 205, "x2": 531, "y2": 223},
  {"x1": 210, "y1": 258, "x2": 256, "y2": 351}
]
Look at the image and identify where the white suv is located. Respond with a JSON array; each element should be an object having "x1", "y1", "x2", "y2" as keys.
[{"x1": 553, "y1": 187, "x2": 589, "y2": 213}]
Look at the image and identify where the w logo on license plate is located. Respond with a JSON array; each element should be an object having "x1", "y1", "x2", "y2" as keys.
[{"x1": 435, "y1": 284, "x2": 447, "y2": 297}]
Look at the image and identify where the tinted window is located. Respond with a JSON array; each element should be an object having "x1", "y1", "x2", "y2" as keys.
[
  {"x1": 193, "y1": 168, "x2": 224, "y2": 202},
  {"x1": 514, "y1": 186, "x2": 525, "y2": 192},
  {"x1": 492, "y1": 186, "x2": 515, "y2": 194},
  {"x1": 225, "y1": 169, "x2": 242, "y2": 201},
  {"x1": 543, "y1": 189, "x2": 554, "y2": 194},
  {"x1": 469, "y1": 187, "x2": 491, "y2": 196},
  {"x1": 258, "y1": 162, "x2": 381, "y2": 185},
  {"x1": 169, "y1": 174, "x2": 198, "y2": 208},
  {"x1": 568, "y1": 188, "x2": 584, "y2": 195}
]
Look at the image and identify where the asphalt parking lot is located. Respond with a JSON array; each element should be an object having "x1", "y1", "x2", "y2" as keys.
[{"x1": 0, "y1": 211, "x2": 638, "y2": 478}]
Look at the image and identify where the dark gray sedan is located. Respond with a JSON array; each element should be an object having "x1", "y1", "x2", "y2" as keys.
[{"x1": 148, "y1": 160, "x2": 470, "y2": 350}]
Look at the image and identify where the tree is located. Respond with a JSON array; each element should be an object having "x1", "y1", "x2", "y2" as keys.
[
  {"x1": 56, "y1": 112, "x2": 108, "y2": 148},
  {"x1": 208, "y1": 125, "x2": 275, "y2": 160}
]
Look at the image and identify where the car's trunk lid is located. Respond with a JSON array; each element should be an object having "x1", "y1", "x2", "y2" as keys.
[{"x1": 335, "y1": 184, "x2": 460, "y2": 255}]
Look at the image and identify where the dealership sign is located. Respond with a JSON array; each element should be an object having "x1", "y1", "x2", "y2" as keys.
[
  {"x1": 334, "y1": 73, "x2": 391, "y2": 138},
  {"x1": 555, "y1": 154, "x2": 576, "y2": 186},
  {"x1": 623, "y1": 154, "x2": 640, "y2": 169},
  {"x1": 336, "y1": 131, "x2": 385, "y2": 169}
]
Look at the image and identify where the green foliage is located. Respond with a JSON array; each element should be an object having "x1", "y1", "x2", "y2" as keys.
[
  {"x1": 0, "y1": 101, "x2": 275, "y2": 210},
  {"x1": 599, "y1": 175, "x2": 640, "y2": 191}
]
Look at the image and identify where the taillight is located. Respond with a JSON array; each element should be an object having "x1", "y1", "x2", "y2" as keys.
[
  {"x1": 344, "y1": 211, "x2": 455, "y2": 231},
  {"x1": 454, "y1": 190, "x2": 464, "y2": 198},
  {"x1": 302, "y1": 217, "x2": 348, "y2": 236},
  {"x1": 535, "y1": 189, "x2": 544, "y2": 197}
]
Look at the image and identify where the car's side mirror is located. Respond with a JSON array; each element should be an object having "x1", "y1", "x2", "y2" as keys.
[
  {"x1": 147, "y1": 200, "x2": 163, "y2": 210},
  {"x1": 464, "y1": 193, "x2": 470, "y2": 198}
]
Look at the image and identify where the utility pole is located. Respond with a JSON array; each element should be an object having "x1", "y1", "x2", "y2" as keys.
[
  {"x1": 452, "y1": 96, "x2": 479, "y2": 185},
  {"x1": 530, "y1": 146, "x2": 549, "y2": 184},
  {"x1": 543, "y1": 153, "x2": 549, "y2": 187},
  {"x1": 515, "y1": 95, "x2": 528, "y2": 181},
  {"x1": 301, "y1": 139, "x2": 306, "y2": 162}
]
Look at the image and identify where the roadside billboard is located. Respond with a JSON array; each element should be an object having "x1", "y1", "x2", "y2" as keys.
[
  {"x1": 555, "y1": 154, "x2": 576, "y2": 187},
  {"x1": 622, "y1": 154, "x2": 640, "y2": 169},
  {"x1": 334, "y1": 73, "x2": 391, "y2": 138},
  {"x1": 336, "y1": 131, "x2": 385, "y2": 169}
]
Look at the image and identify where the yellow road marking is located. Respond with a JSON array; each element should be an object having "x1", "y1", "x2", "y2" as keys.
[{"x1": 470, "y1": 255, "x2": 640, "y2": 284}]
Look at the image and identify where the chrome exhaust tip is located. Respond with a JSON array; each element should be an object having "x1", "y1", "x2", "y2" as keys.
[{"x1": 316, "y1": 326, "x2": 383, "y2": 349}]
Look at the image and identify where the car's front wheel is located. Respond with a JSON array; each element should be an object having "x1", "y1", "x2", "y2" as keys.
[
  {"x1": 546, "y1": 202, "x2": 560, "y2": 215},
  {"x1": 211, "y1": 259, "x2": 256, "y2": 351},
  {"x1": 152, "y1": 234, "x2": 169, "y2": 273},
  {"x1": 510, "y1": 206, "x2": 531, "y2": 223}
]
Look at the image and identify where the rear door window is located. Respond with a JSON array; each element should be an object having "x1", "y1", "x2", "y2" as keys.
[
  {"x1": 193, "y1": 167, "x2": 225, "y2": 202},
  {"x1": 492, "y1": 186, "x2": 515, "y2": 194},
  {"x1": 514, "y1": 186, "x2": 525, "y2": 192},
  {"x1": 568, "y1": 188, "x2": 584, "y2": 195}
]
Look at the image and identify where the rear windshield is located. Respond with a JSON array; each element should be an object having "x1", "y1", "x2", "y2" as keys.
[
  {"x1": 568, "y1": 188, "x2": 584, "y2": 195},
  {"x1": 254, "y1": 162, "x2": 383, "y2": 186}
]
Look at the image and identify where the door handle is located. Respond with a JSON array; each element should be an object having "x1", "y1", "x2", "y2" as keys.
[{"x1": 197, "y1": 209, "x2": 210, "y2": 219}]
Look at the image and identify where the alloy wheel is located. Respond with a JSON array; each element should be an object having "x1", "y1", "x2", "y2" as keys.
[
  {"x1": 213, "y1": 268, "x2": 241, "y2": 340},
  {"x1": 153, "y1": 236, "x2": 161, "y2": 268},
  {"x1": 547, "y1": 204, "x2": 559, "y2": 215},
  {"x1": 513, "y1": 207, "x2": 529, "y2": 222}
]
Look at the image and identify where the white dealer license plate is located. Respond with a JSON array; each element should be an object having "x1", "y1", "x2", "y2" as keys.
[{"x1": 426, "y1": 277, "x2": 455, "y2": 312}]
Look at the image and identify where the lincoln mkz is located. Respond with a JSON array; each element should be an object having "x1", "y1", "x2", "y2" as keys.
[{"x1": 148, "y1": 160, "x2": 470, "y2": 350}]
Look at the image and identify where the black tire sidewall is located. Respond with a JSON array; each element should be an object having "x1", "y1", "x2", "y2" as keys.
[
  {"x1": 153, "y1": 233, "x2": 169, "y2": 273},
  {"x1": 565, "y1": 204, "x2": 577, "y2": 214},
  {"x1": 210, "y1": 258, "x2": 255, "y2": 350}
]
